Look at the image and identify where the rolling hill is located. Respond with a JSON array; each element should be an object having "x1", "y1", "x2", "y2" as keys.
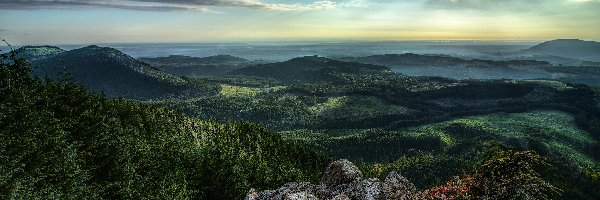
[
  {"x1": 138, "y1": 55, "x2": 254, "y2": 77},
  {"x1": 339, "y1": 53, "x2": 600, "y2": 85},
  {"x1": 227, "y1": 56, "x2": 391, "y2": 83},
  {"x1": 28, "y1": 45, "x2": 211, "y2": 99},
  {"x1": 337, "y1": 53, "x2": 553, "y2": 80},
  {"x1": 525, "y1": 39, "x2": 600, "y2": 61},
  {"x1": 0, "y1": 53, "x2": 332, "y2": 199},
  {"x1": 339, "y1": 53, "x2": 550, "y2": 68},
  {"x1": 15, "y1": 45, "x2": 65, "y2": 61},
  {"x1": 140, "y1": 54, "x2": 248, "y2": 65}
]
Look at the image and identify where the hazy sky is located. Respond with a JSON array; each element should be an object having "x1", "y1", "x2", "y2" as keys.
[{"x1": 1, "y1": 0, "x2": 599, "y2": 44}]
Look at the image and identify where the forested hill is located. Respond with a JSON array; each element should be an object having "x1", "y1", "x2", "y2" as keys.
[
  {"x1": 526, "y1": 39, "x2": 600, "y2": 61},
  {"x1": 25, "y1": 45, "x2": 210, "y2": 99},
  {"x1": 138, "y1": 55, "x2": 254, "y2": 77},
  {"x1": 339, "y1": 53, "x2": 550, "y2": 68},
  {"x1": 139, "y1": 54, "x2": 249, "y2": 66},
  {"x1": 15, "y1": 45, "x2": 65, "y2": 61},
  {"x1": 227, "y1": 56, "x2": 391, "y2": 83},
  {"x1": 0, "y1": 50, "x2": 332, "y2": 199}
]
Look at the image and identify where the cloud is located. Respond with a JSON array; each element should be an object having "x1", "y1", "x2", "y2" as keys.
[
  {"x1": 425, "y1": 0, "x2": 600, "y2": 10},
  {"x1": 0, "y1": 0, "x2": 361, "y2": 12},
  {"x1": 425, "y1": 0, "x2": 543, "y2": 10},
  {"x1": 123, "y1": 0, "x2": 365, "y2": 10},
  {"x1": 567, "y1": 0, "x2": 600, "y2": 2},
  {"x1": 0, "y1": 0, "x2": 213, "y2": 12}
]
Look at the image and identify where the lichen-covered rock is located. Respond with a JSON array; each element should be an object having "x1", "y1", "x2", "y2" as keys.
[
  {"x1": 322, "y1": 159, "x2": 363, "y2": 187},
  {"x1": 349, "y1": 178, "x2": 381, "y2": 200},
  {"x1": 246, "y1": 182, "x2": 321, "y2": 200},
  {"x1": 246, "y1": 160, "x2": 417, "y2": 200},
  {"x1": 380, "y1": 171, "x2": 417, "y2": 200},
  {"x1": 330, "y1": 194, "x2": 351, "y2": 200},
  {"x1": 286, "y1": 192, "x2": 318, "y2": 200}
]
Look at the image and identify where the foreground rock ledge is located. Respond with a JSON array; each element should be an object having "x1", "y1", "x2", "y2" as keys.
[{"x1": 246, "y1": 159, "x2": 417, "y2": 200}]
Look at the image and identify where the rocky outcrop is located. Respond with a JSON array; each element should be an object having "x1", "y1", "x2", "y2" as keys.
[
  {"x1": 322, "y1": 159, "x2": 363, "y2": 187},
  {"x1": 380, "y1": 172, "x2": 417, "y2": 200},
  {"x1": 245, "y1": 159, "x2": 417, "y2": 200}
]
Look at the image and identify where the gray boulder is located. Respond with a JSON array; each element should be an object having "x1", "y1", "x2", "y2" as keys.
[
  {"x1": 246, "y1": 159, "x2": 417, "y2": 200},
  {"x1": 322, "y1": 159, "x2": 363, "y2": 187},
  {"x1": 380, "y1": 171, "x2": 417, "y2": 200}
]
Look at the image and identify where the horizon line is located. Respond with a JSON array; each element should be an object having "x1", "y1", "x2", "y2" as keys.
[{"x1": 3, "y1": 38, "x2": 600, "y2": 47}]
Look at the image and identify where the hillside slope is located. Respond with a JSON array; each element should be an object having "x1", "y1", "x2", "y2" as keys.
[
  {"x1": 526, "y1": 39, "x2": 600, "y2": 61},
  {"x1": 0, "y1": 50, "x2": 332, "y2": 199},
  {"x1": 227, "y1": 56, "x2": 391, "y2": 83},
  {"x1": 340, "y1": 53, "x2": 550, "y2": 68},
  {"x1": 337, "y1": 53, "x2": 554, "y2": 80},
  {"x1": 339, "y1": 53, "x2": 600, "y2": 84},
  {"x1": 29, "y1": 45, "x2": 210, "y2": 99},
  {"x1": 139, "y1": 55, "x2": 253, "y2": 77},
  {"x1": 140, "y1": 54, "x2": 249, "y2": 66},
  {"x1": 15, "y1": 45, "x2": 65, "y2": 61}
]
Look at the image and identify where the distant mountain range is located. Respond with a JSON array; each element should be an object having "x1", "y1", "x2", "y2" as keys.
[
  {"x1": 21, "y1": 45, "x2": 209, "y2": 99},
  {"x1": 337, "y1": 53, "x2": 555, "y2": 80},
  {"x1": 140, "y1": 55, "x2": 249, "y2": 66},
  {"x1": 339, "y1": 53, "x2": 550, "y2": 68},
  {"x1": 138, "y1": 55, "x2": 256, "y2": 77},
  {"x1": 9, "y1": 39, "x2": 600, "y2": 99},
  {"x1": 336, "y1": 52, "x2": 600, "y2": 85},
  {"x1": 521, "y1": 39, "x2": 600, "y2": 62},
  {"x1": 509, "y1": 54, "x2": 600, "y2": 67},
  {"x1": 227, "y1": 56, "x2": 391, "y2": 83}
]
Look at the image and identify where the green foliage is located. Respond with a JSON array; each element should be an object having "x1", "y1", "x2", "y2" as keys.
[
  {"x1": 204, "y1": 75, "x2": 281, "y2": 87},
  {"x1": 6, "y1": 46, "x2": 600, "y2": 199},
  {"x1": 0, "y1": 51, "x2": 332, "y2": 199},
  {"x1": 322, "y1": 111, "x2": 599, "y2": 198},
  {"x1": 474, "y1": 150, "x2": 561, "y2": 199},
  {"x1": 149, "y1": 67, "x2": 600, "y2": 198},
  {"x1": 361, "y1": 153, "x2": 468, "y2": 188},
  {"x1": 592, "y1": 86, "x2": 600, "y2": 95},
  {"x1": 161, "y1": 70, "x2": 598, "y2": 133},
  {"x1": 218, "y1": 84, "x2": 263, "y2": 97},
  {"x1": 417, "y1": 150, "x2": 562, "y2": 200},
  {"x1": 579, "y1": 167, "x2": 600, "y2": 182}
]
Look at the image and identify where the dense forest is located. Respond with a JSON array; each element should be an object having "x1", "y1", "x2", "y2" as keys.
[
  {"x1": 2, "y1": 44, "x2": 599, "y2": 199},
  {"x1": 0, "y1": 49, "x2": 332, "y2": 199}
]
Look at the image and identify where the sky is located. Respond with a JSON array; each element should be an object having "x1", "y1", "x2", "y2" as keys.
[{"x1": 0, "y1": 0, "x2": 599, "y2": 45}]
